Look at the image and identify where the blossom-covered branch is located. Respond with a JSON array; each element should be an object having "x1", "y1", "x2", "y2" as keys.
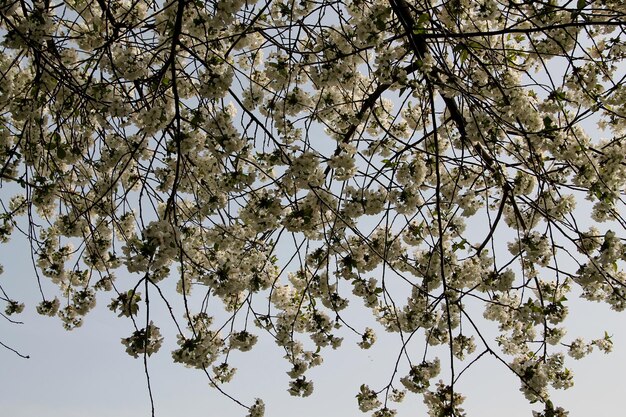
[{"x1": 0, "y1": 0, "x2": 625, "y2": 416}]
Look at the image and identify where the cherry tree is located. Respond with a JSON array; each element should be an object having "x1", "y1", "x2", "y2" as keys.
[{"x1": 1, "y1": 0, "x2": 625, "y2": 416}]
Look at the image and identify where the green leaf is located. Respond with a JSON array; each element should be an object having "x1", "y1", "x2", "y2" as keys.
[
  {"x1": 452, "y1": 239, "x2": 467, "y2": 251},
  {"x1": 543, "y1": 116, "x2": 555, "y2": 130},
  {"x1": 416, "y1": 13, "x2": 429, "y2": 27},
  {"x1": 49, "y1": 131, "x2": 61, "y2": 149},
  {"x1": 460, "y1": 48, "x2": 469, "y2": 63},
  {"x1": 577, "y1": 0, "x2": 585, "y2": 10},
  {"x1": 453, "y1": 44, "x2": 469, "y2": 63},
  {"x1": 412, "y1": 13, "x2": 430, "y2": 35},
  {"x1": 374, "y1": 17, "x2": 386, "y2": 31}
]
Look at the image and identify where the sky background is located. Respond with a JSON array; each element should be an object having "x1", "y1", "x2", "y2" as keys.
[{"x1": 1, "y1": 224, "x2": 625, "y2": 417}]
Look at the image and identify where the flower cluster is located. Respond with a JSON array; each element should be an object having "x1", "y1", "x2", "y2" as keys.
[
  {"x1": 400, "y1": 359, "x2": 441, "y2": 394},
  {"x1": 172, "y1": 315, "x2": 224, "y2": 369},
  {"x1": 423, "y1": 382, "x2": 466, "y2": 417},
  {"x1": 356, "y1": 384, "x2": 381, "y2": 412},
  {"x1": 121, "y1": 322, "x2": 163, "y2": 358},
  {"x1": 36, "y1": 298, "x2": 60, "y2": 317}
]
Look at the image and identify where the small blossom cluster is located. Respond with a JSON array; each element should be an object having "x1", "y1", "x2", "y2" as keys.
[
  {"x1": 423, "y1": 382, "x2": 466, "y2": 417},
  {"x1": 172, "y1": 314, "x2": 224, "y2": 369},
  {"x1": 511, "y1": 353, "x2": 573, "y2": 402},
  {"x1": 400, "y1": 359, "x2": 441, "y2": 393},
  {"x1": 121, "y1": 322, "x2": 163, "y2": 358}
]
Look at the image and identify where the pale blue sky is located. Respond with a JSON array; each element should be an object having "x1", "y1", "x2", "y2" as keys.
[{"x1": 1, "y1": 227, "x2": 625, "y2": 417}]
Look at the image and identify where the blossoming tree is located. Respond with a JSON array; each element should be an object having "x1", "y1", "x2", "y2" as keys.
[{"x1": 1, "y1": 0, "x2": 625, "y2": 415}]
